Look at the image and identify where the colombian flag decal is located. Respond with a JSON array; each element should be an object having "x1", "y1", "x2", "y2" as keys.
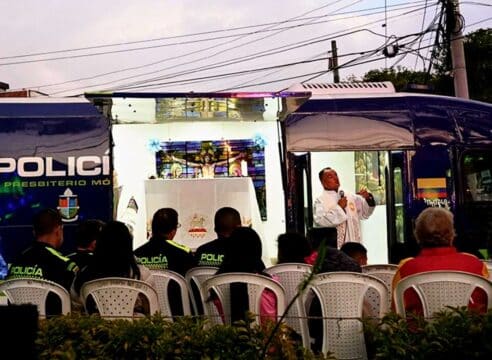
[{"x1": 417, "y1": 178, "x2": 447, "y2": 199}]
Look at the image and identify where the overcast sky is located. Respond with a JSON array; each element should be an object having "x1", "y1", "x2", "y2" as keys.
[{"x1": 0, "y1": 0, "x2": 489, "y2": 96}]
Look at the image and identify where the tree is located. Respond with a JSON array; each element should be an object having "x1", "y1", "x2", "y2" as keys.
[
  {"x1": 362, "y1": 67, "x2": 434, "y2": 92},
  {"x1": 357, "y1": 28, "x2": 491, "y2": 102},
  {"x1": 463, "y1": 28, "x2": 492, "y2": 103}
]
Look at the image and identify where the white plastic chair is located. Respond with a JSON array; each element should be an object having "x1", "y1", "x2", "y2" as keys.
[
  {"x1": 185, "y1": 266, "x2": 218, "y2": 315},
  {"x1": 265, "y1": 263, "x2": 312, "y2": 348},
  {"x1": 150, "y1": 269, "x2": 191, "y2": 319},
  {"x1": 362, "y1": 264, "x2": 398, "y2": 315},
  {"x1": 0, "y1": 278, "x2": 71, "y2": 317},
  {"x1": 483, "y1": 261, "x2": 492, "y2": 280},
  {"x1": 200, "y1": 272, "x2": 286, "y2": 326},
  {"x1": 394, "y1": 270, "x2": 492, "y2": 318},
  {"x1": 80, "y1": 277, "x2": 159, "y2": 319},
  {"x1": 305, "y1": 272, "x2": 388, "y2": 360}
]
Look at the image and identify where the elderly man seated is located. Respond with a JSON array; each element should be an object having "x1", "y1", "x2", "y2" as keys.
[{"x1": 392, "y1": 207, "x2": 489, "y2": 314}]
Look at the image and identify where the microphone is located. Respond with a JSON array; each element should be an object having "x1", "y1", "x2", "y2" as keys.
[{"x1": 339, "y1": 190, "x2": 344, "y2": 198}]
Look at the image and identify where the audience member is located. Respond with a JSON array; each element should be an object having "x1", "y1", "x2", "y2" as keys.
[
  {"x1": 72, "y1": 220, "x2": 154, "y2": 314},
  {"x1": 340, "y1": 242, "x2": 368, "y2": 266},
  {"x1": 276, "y1": 231, "x2": 313, "y2": 264},
  {"x1": 67, "y1": 219, "x2": 105, "y2": 271},
  {"x1": 6, "y1": 208, "x2": 79, "y2": 315},
  {"x1": 212, "y1": 227, "x2": 277, "y2": 324},
  {"x1": 134, "y1": 208, "x2": 195, "y2": 316},
  {"x1": 134, "y1": 208, "x2": 195, "y2": 275},
  {"x1": 392, "y1": 207, "x2": 490, "y2": 314},
  {"x1": 195, "y1": 207, "x2": 241, "y2": 266},
  {"x1": 6, "y1": 208, "x2": 78, "y2": 289},
  {"x1": 306, "y1": 227, "x2": 362, "y2": 272}
]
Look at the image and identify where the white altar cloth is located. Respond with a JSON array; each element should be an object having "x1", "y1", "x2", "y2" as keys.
[{"x1": 144, "y1": 178, "x2": 264, "y2": 252}]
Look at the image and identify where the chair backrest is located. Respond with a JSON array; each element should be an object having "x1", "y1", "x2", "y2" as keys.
[
  {"x1": 394, "y1": 270, "x2": 492, "y2": 318},
  {"x1": 305, "y1": 272, "x2": 388, "y2": 360},
  {"x1": 265, "y1": 263, "x2": 312, "y2": 348},
  {"x1": 0, "y1": 278, "x2": 71, "y2": 317},
  {"x1": 362, "y1": 264, "x2": 398, "y2": 315},
  {"x1": 185, "y1": 266, "x2": 218, "y2": 315},
  {"x1": 150, "y1": 269, "x2": 191, "y2": 319},
  {"x1": 483, "y1": 261, "x2": 492, "y2": 280},
  {"x1": 80, "y1": 277, "x2": 159, "y2": 319},
  {"x1": 200, "y1": 272, "x2": 286, "y2": 326}
]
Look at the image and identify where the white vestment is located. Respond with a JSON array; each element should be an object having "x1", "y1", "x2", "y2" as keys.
[{"x1": 313, "y1": 189, "x2": 375, "y2": 247}]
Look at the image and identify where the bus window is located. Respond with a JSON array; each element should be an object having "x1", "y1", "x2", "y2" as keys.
[
  {"x1": 457, "y1": 149, "x2": 492, "y2": 259},
  {"x1": 463, "y1": 152, "x2": 492, "y2": 202},
  {"x1": 393, "y1": 167, "x2": 405, "y2": 244},
  {"x1": 355, "y1": 151, "x2": 386, "y2": 205}
]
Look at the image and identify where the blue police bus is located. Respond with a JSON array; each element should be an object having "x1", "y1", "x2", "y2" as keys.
[
  {"x1": 2, "y1": 84, "x2": 491, "y2": 267},
  {"x1": 281, "y1": 82, "x2": 492, "y2": 264},
  {"x1": 0, "y1": 97, "x2": 113, "y2": 265}
]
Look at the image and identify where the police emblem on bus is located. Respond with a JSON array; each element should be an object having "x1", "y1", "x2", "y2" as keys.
[{"x1": 57, "y1": 188, "x2": 79, "y2": 222}]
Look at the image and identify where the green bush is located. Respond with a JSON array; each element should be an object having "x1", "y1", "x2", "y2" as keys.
[
  {"x1": 364, "y1": 307, "x2": 492, "y2": 360},
  {"x1": 35, "y1": 308, "x2": 492, "y2": 359},
  {"x1": 35, "y1": 314, "x2": 333, "y2": 360}
]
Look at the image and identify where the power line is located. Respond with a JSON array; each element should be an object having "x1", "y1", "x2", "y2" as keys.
[
  {"x1": 67, "y1": 40, "x2": 437, "y2": 96},
  {"x1": 0, "y1": 0, "x2": 348, "y2": 66},
  {"x1": 99, "y1": 33, "x2": 434, "y2": 92},
  {"x1": 467, "y1": 17, "x2": 492, "y2": 27},
  {"x1": 30, "y1": 2, "x2": 426, "y2": 93},
  {"x1": 47, "y1": 3, "x2": 434, "y2": 95},
  {"x1": 414, "y1": 0, "x2": 430, "y2": 70},
  {"x1": 2, "y1": 2, "x2": 430, "y2": 70},
  {"x1": 0, "y1": 0, "x2": 429, "y2": 62}
]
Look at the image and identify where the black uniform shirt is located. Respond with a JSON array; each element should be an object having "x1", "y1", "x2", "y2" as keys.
[
  {"x1": 134, "y1": 236, "x2": 196, "y2": 276},
  {"x1": 194, "y1": 237, "x2": 228, "y2": 266},
  {"x1": 67, "y1": 250, "x2": 93, "y2": 272},
  {"x1": 7, "y1": 241, "x2": 79, "y2": 291}
]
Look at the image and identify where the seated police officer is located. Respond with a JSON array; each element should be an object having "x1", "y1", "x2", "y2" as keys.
[
  {"x1": 67, "y1": 219, "x2": 105, "y2": 271},
  {"x1": 134, "y1": 208, "x2": 195, "y2": 275},
  {"x1": 194, "y1": 207, "x2": 242, "y2": 267},
  {"x1": 6, "y1": 208, "x2": 79, "y2": 314},
  {"x1": 134, "y1": 208, "x2": 195, "y2": 317}
]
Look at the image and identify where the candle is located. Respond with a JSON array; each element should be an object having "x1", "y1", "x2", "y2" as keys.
[{"x1": 241, "y1": 160, "x2": 248, "y2": 177}]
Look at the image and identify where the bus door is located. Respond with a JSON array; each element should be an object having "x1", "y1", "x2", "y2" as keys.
[
  {"x1": 455, "y1": 148, "x2": 492, "y2": 258},
  {"x1": 285, "y1": 152, "x2": 312, "y2": 234},
  {"x1": 387, "y1": 151, "x2": 411, "y2": 264},
  {"x1": 387, "y1": 146, "x2": 454, "y2": 263}
]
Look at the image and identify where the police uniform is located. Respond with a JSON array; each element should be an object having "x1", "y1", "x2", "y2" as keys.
[
  {"x1": 134, "y1": 236, "x2": 196, "y2": 317},
  {"x1": 194, "y1": 237, "x2": 228, "y2": 266},
  {"x1": 134, "y1": 236, "x2": 195, "y2": 276},
  {"x1": 7, "y1": 241, "x2": 79, "y2": 315},
  {"x1": 7, "y1": 241, "x2": 79, "y2": 291},
  {"x1": 67, "y1": 250, "x2": 93, "y2": 272}
]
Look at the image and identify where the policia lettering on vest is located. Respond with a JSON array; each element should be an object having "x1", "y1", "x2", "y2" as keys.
[{"x1": 199, "y1": 253, "x2": 224, "y2": 266}]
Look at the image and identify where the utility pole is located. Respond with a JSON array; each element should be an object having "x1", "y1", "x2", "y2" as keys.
[
  {"x1": 330, "y1": 40, "x2": 340, "y2": 83},
  {"x1": 448, "y1": 0, "x2": 469, "y2": 98}
]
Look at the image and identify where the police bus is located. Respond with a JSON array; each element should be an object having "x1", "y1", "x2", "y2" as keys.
[
  {"x1": 0, "y1": 97, "x2": 113, "y2": 264},
  {"x1": 281, "y1": 82, "x2": 492, "y2": 264},
  {"x1": 1, "y1": 84, "x2": 491, "y2": 267}
]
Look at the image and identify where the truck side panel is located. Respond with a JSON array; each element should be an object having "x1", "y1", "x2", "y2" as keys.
[{"x1": 0, "y1": 100, "x2": 113, "y2": 262}]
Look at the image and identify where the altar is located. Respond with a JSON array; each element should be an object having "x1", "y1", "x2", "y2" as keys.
[{"x1": 144, "y1": 177, "x2": 263, "y2": 251}]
